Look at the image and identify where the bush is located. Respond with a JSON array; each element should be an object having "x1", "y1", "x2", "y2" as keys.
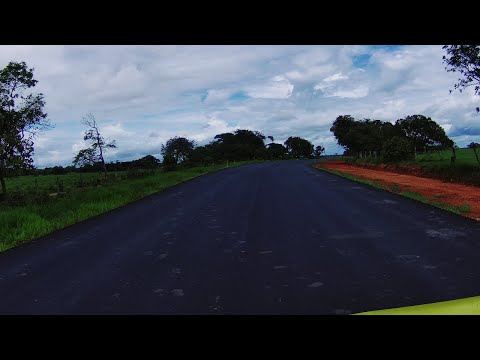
[
  {"x1": 162, "y1": 154, "x2": 177, "y2": 172},
  {"x1": 126, "y1": 168, "x2": 155, "y2": 179},
  {"x1": 383, "y1": 136, "x2": 415, "y2": 163}
]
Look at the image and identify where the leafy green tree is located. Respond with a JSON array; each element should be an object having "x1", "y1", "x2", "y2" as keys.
[
  {"x1": 134, "y1": 155, "x2": 161, "y2": 169},
  {"x1": 161, "y1": 136, "x2": 195, "y2": 164},
  {"x1": 443, "y1": 45, "x2": 480, "y2": 113},
  {"x1": 162, "y1": 153, "x2": 177, "y2": 172},
  {"x1": 0, "y1": 61, "x2": 51, "y2": 198},
  {"x1": 383, "y1": 136, "x2": 415, "y2": 163},
  {"x1": 284, "y1": 136, "x2": 314, "y2": 158},
  {"x1": 395, "y1": 115, "x2": 453, "y2": 152},
  {"x1": 330, "y1": 115, "x2": 356, "y2": 150},
  {"x1": 267, "y1": 142, "x2": 288, "y2": 160},
  {"x1": 313, "y1": 145, "x2": 325, "y2": 158},
  {"x1": 213, "y1": 129, "x2": 266, "y2": 160},
  {"x1": 73, "y1": 114, "x2": 117, "y2": 178}
]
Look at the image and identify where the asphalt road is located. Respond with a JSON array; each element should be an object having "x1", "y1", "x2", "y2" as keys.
[{"x1": 1, "y1": 160, "x2": 480, "y2": 314}]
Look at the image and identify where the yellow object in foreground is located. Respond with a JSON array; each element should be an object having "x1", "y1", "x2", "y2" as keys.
[{"x1": 356, "y1": 296, "x2": 480, "y2": 315}]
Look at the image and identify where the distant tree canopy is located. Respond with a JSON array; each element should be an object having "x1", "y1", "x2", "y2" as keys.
[
  {"x1": 267, "y1": 142, "x2": 288, "y2": 160},
  {"x1": 395, "y1": 115, "x2": 453, "y2": 151},
  {"x1": 134, "y1": 155, "x2": 161, "y2": 169},
  {"x1": 26, "y1": 126, "x2": 322, "y2": 176},
  {"x1": 330, "y1": 114, "x2": 453, "y2": 158},
  {"x1": 161, "y1": 136, "x2": 195, "y2": 164},
  {"x1": 0, "y1": 61, "x2": 51, "y2": 197},
  {"x1": 383, "y1": 136, "x2": 415, "y2": 163},
  {"x1": 330, "y1": 115, "x2": 356, "y2": 150},
  {"x1": 284, "y1": 136, "x2": 314, "y2": 158},
  {"x1": 443, "y1": 45, "x2": 480, "y2": 113},
  {"x1": 212, "y1": 129, "x2": 266, "y2": 161},
  {"x1": 314, "y1": 145, "x2": 325, "y2": 158}
]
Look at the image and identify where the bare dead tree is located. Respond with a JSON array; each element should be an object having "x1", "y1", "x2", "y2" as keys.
[{"x1": 74, "y1": 114, "x2": 116, "y2": 178}]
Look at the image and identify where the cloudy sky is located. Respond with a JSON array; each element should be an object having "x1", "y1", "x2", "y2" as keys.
[{"x1": 1, "y1": 45, "x2": 478, "y2": 168}]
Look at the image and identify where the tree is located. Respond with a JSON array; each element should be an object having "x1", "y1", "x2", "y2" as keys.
[
  {"x1": 0, "y1": 61, "x2": 51, "y2": 198},
  {"x1": 382, "y1": 136, "x2": 415, "y2": 163},
  {"x1": 161, "y1": 136, "x2": 195, "y2": 164},
  {"x1": 313, "y1": 145, "x2": 325, "y2": 158},
  {"x1": 468, "y1": 142, "x2": 480, "y2": 166},
  {"x1": 284, "y1": 136, "x2": 314, "y2": 158},
  {"x1": 443, "y1": 45, "x2": 480, "y2": 113},
  {"x1": 73, "y1": 114, "x2": 116, "y2": 178},
  {"x1": 330, "y1": 115, "x2": 356, "y2": 150},
  {"x1": 213, "y1": 129, "x2": 266, "y2": 161},
  {"x1": 267, "y1": 142, "x2": 288, "y2": 160},
  {"x1": 395, "y1": 115, "x2": 453, "y2": 152},
  {"x1": 162, "y1": 153, "x2": 177, "y2": 172},
  {"x1": 133, "y1": 155, "x2": 161, "y2": 169},
  {"x1": 73, "y1": 148, "x2": 97, "y2": 167}
]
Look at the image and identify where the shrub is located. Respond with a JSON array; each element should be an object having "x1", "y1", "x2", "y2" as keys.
[
  {"x1": 383, "y1": 136, "x2": 415, "y2": 163},
  {"x1": 162, "y1": 154, "x2": 177, "y2": 172},
  {"x1": 126, "y1": 168, "x2": 155, "y2": 179}
]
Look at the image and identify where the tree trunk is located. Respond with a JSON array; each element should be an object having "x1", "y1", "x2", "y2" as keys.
[
  {"x1": 101, "y1": 158, "x2": 108, "y2": 179},
  {"x1": 0, "y1": 164, "x2": 6, "y2": 199},
  {"x1": 452, "y1": 146, "x2": 457, "y2": 162},
  {"x1": 473, "y1": 145, "x2": 480, "y2": 166}
]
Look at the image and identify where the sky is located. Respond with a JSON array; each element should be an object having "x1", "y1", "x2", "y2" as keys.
[{"x1": 1, "y1": 45, "x2": 479, "y2": 168}]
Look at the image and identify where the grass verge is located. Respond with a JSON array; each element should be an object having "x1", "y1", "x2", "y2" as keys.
[
  {"x1": 0, "y1": 160, "x2": 261, "y2": 252},
  {"x1": 315, "y1": 165, "x2": 472, "y2": 217}
]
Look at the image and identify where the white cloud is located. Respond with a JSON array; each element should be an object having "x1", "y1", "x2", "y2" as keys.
[
  {"x1": 245, "y1": 75, "x2": 294, "y2": 99},
  {"x1": 323, "y1": 72, "x2": 349, "y2": 82},
  {"x1": 0, "y1": 44, "x2": 478, "y2": 167}
]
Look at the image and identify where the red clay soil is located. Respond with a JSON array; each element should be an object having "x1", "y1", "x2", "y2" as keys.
[{"x1": 315, "y1": 161, "x2": 480, "y2": 222}]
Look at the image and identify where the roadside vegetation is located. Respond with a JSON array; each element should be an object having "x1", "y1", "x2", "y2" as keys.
[
  {"x1": 329, "y1": 113, "x2": 480, "y2": 186},
  {"x1": 0, "y1": 60, "x2": 326, "y2": 251},
  {"x1": 317, "y1": 165, "x2": 473, "y2": 217},
  {"x1": 0, "y1": 161, "x2": 260, "y2": 252}
]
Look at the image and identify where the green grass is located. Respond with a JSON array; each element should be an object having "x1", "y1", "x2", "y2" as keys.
[
  {"x1": 0, "y1": 161, "x2": 261, "y2": 252},
  {"x1": 346, "y1": 148, "x2": 480, "y2": 187},
  {"x1": 314, "y1": 165, "x2": 472, "y2": 217},
  {"x1": 5, "y1": 171, "x2": 106, "y2": 192},
  {"x1": 399, "y1": 190, "x2": 471, "y2": 215},
  {"x1": 415, "y1": 148, "x2": 480, "y2": 167}
]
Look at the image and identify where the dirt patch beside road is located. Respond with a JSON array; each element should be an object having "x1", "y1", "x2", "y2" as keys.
[{"x1": 315, "y1": 161, "x2": 480, "y2": 222}]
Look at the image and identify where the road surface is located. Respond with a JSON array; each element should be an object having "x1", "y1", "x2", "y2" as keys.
[{"x1": 1, "y1": 160, "x2": 480, "y2": 314}]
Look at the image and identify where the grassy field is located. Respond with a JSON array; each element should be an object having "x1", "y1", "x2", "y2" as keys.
[
  {"x1": 0, "y1": 161, "x2": 260, "y2": 252},
  {"x1": 5, "y1": 171, "x2": 106, "y2": 192},
  {"x1": 347, "y1": 148, "x2": 480, "y2": 186},
  {"x1": 415, "y1": 148, "x2": 480, "y2": 167}
]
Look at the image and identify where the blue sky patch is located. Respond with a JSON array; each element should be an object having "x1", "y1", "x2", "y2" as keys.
[
  {"x1": 229, "y1": 91, "x2": 250, "y2": 102},
  {"x1": 352, "y1": 54, "x2": 371, "y2": 69}
]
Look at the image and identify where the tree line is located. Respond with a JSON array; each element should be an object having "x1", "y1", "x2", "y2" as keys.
[
  {"x1": 330, "y1": 114, "x2": 455, "y2": 162},
  {"x1": 2, "y1": 46, "x2": 479, "y2": 196},
  {"x1": 0, "y1": 60, "x2": 326, "y2": 196},
  {"x1": 28, "y1": 130, "x2": 325, "y2": 177}
]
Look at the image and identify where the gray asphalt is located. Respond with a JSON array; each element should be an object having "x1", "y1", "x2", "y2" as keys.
[{"x1": 1, "y1": 160, "x2": 480, "y2": 314}]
